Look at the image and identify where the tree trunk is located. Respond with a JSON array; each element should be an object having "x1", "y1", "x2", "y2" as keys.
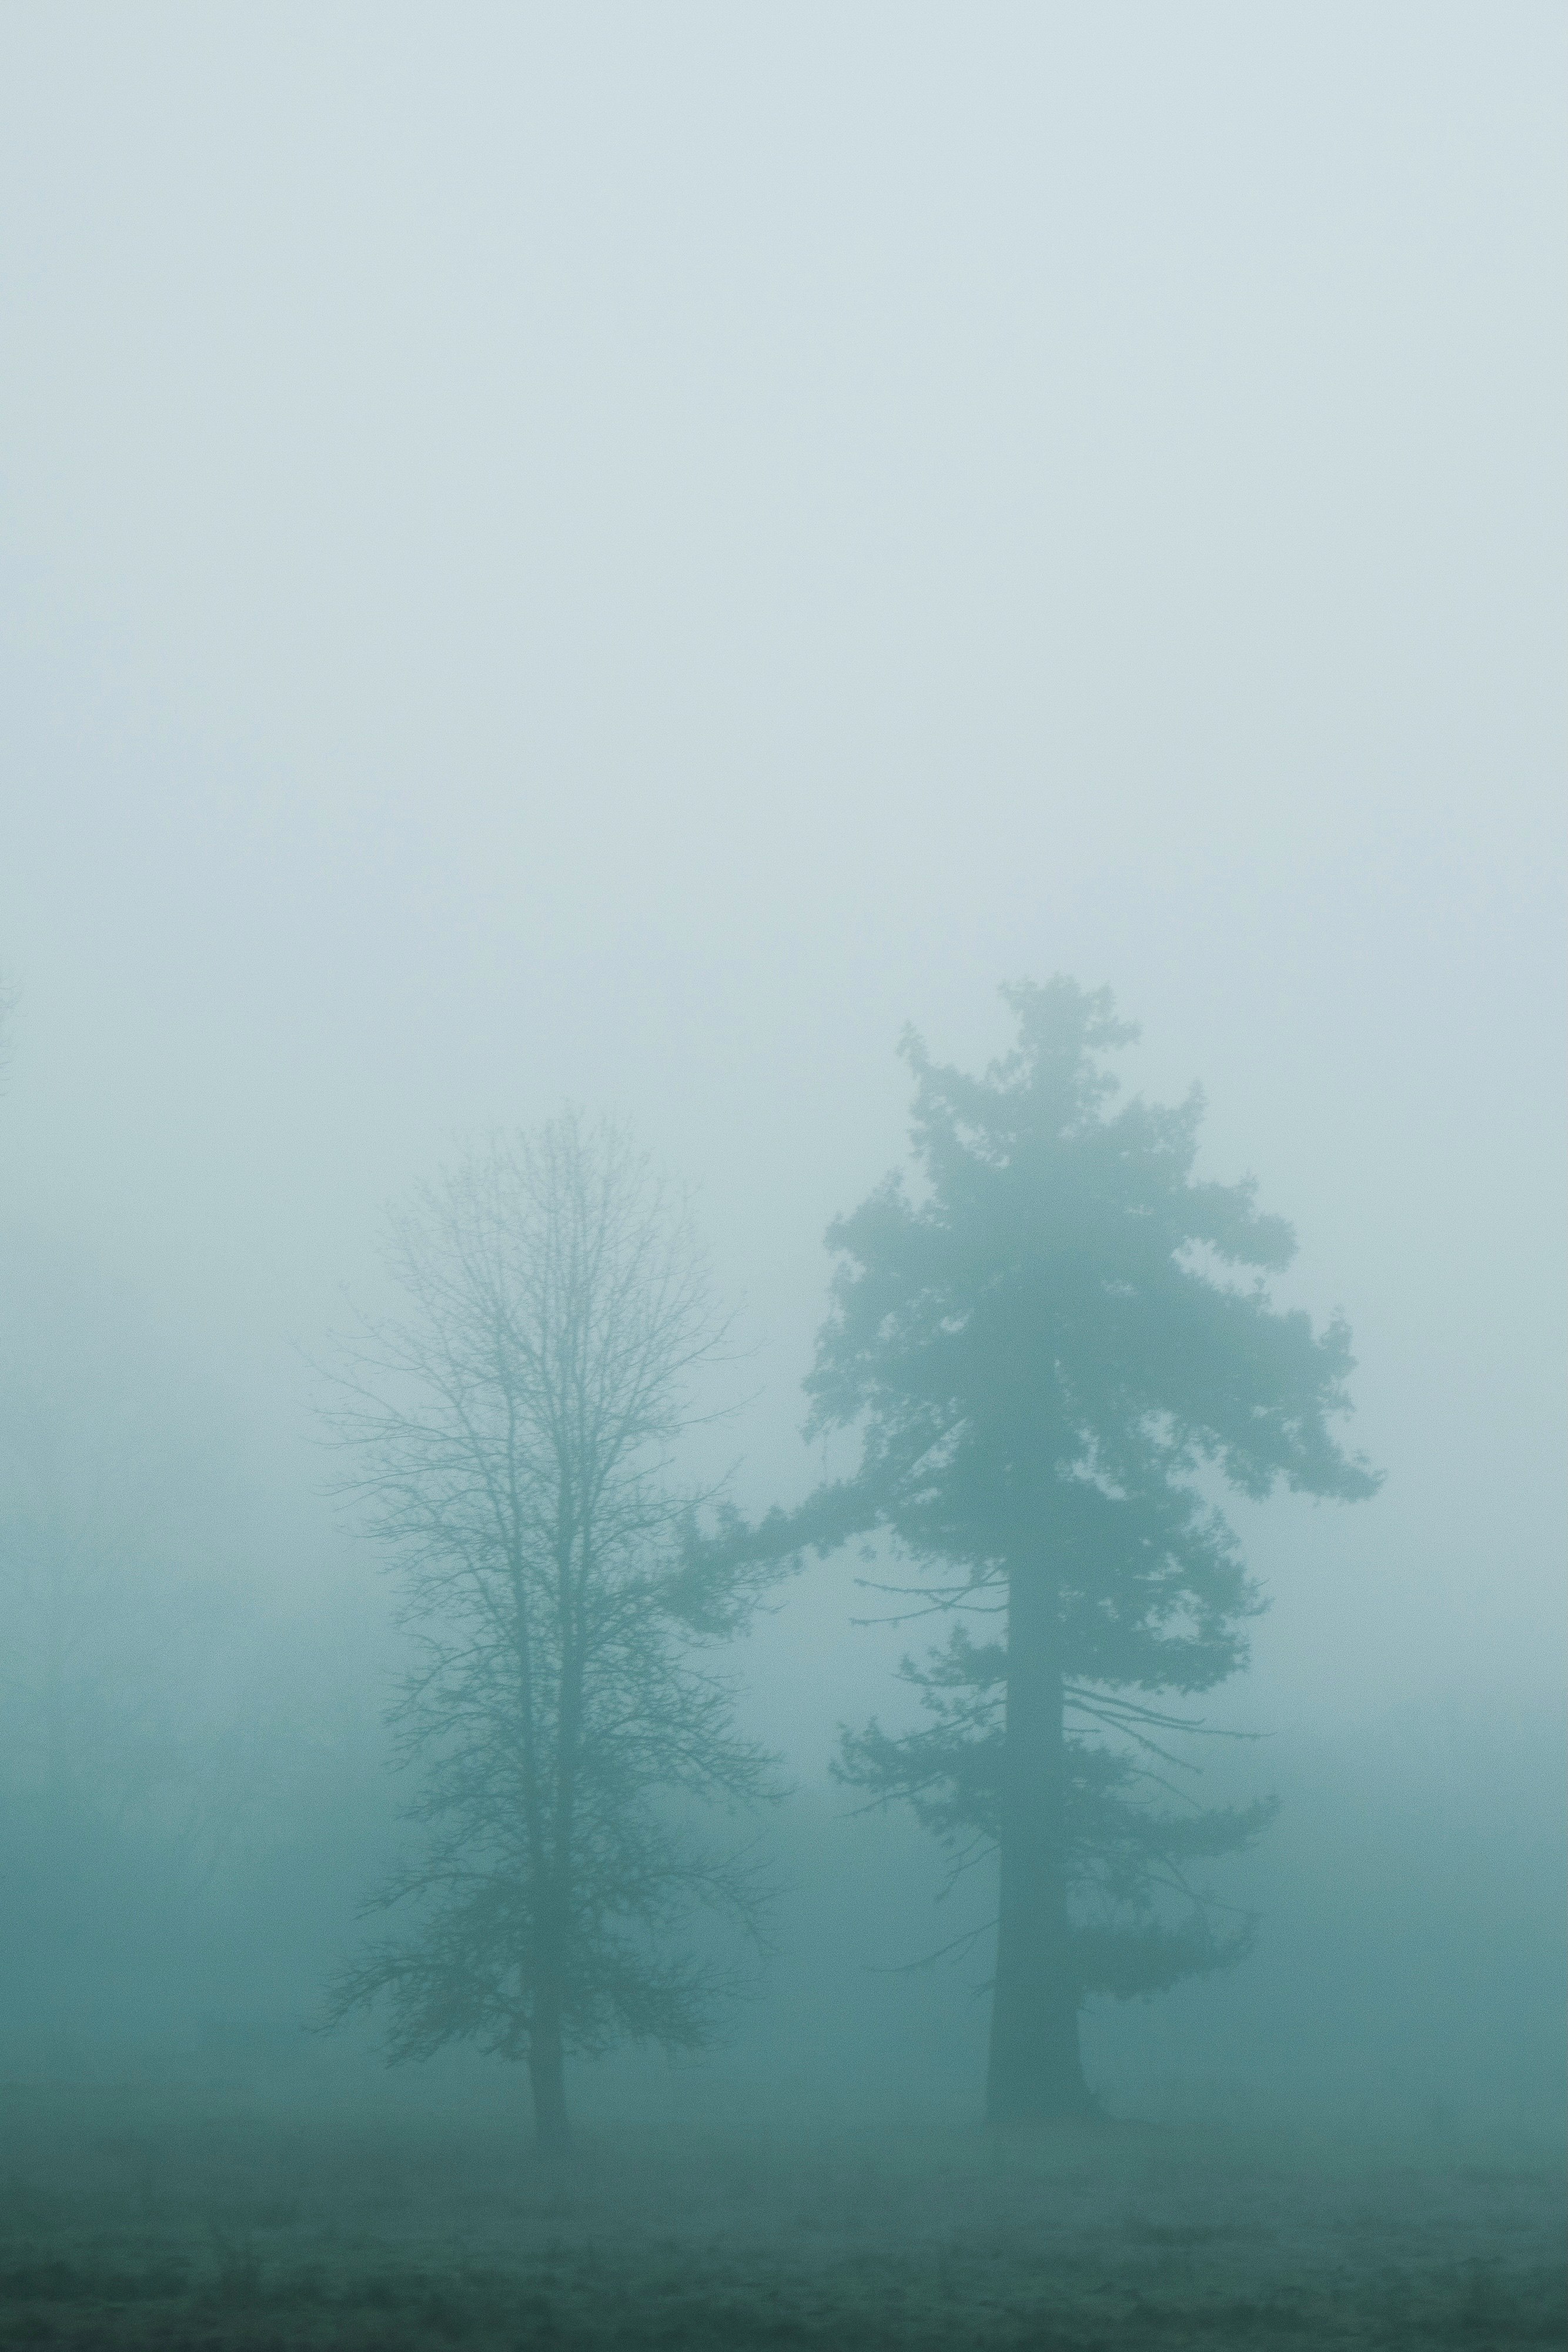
[
  {"x1": 984, "y1": 1562, "x2": 1095, "y2": 2124},
  {"x1": 529, "y1": 1982, "x2": 571, "y2": 2155}
]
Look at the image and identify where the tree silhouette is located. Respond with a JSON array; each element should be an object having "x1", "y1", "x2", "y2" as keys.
[
  {"x1": 323, "y1": 1115, "x2": 775, "y2": 2151},
  {"x1": 706, "y1": 980, "x2": 1379, "y2": 2123}
]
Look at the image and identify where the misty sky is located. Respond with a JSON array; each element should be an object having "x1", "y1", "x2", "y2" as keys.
[{"x1": 2, "y1": 5, "x2": 1563, "y2": 1764}]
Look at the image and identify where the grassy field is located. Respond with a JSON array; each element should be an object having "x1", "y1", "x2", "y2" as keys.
[{"x1": 0, "y1": 2080, "x2": 1560, "y2": 2348}]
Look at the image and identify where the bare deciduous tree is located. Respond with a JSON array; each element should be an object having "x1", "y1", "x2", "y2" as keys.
[{"x1": 322, "y1": 1115, "x2": 775, "y2": 2151}]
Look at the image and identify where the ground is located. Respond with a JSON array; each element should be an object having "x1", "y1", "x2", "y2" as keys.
[{"x1": 0, "y1": 2082, "x2": 1560, "y2": 2348}]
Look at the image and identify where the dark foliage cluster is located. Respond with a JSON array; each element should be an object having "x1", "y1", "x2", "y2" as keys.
[{"x1": 692, "y1": 980, "x2": 1378, "y2": 2114}]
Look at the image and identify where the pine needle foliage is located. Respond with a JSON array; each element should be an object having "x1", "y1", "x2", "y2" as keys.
[{"x1": 743, "y1": 978, "x2": 1379, "y2": 2116}]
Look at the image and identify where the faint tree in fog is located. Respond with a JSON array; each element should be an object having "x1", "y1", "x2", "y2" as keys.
[
  {"x1": 322, "y1": 1115, "x2": 776, "y2": 2153},
  {"x1": 0, "y1": 1247, "x2": 297, "y2": 1887},
  {"x1": 0, "y1": 972, "x2": 16, "y2": 1086},
  {"x1": 697, "y1": 980, "x2": 1379, "y2": 2124}
]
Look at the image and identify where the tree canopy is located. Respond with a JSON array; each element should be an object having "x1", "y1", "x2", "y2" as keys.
[
  {"x1": 323, "y1": 1115, "x2": 776, "y2": 2149},
  {"x1": 813, "y1": 978, "x2": 1376, "y2": 1670},
  {"x1": 714, "y1": 977, "x2": 1380, "y2": 2116}
]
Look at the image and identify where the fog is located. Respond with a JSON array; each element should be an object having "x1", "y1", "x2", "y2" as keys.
[{"x1": 0, "y1": 6, "x2": 1563, "y2": 2344}]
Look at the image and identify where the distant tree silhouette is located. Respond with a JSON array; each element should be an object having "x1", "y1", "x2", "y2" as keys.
[
  {"x1": 700, "y1": 980, "x2": 1379, "y2": 2123},
  {"x1": 323, "y1": 1115, "x2": 775, "y2": 2153}
]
